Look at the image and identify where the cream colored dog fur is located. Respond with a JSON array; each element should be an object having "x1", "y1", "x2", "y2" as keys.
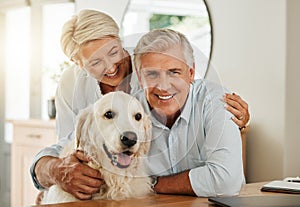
[{"x1": 42, "y1": 92, "x2": 152, "y2": 204}]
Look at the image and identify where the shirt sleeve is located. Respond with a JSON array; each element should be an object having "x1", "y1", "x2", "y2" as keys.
[
  {"x1": 30, "y1": 66, "x2": 78, "y2": 190},
  {"x1": 55, "y1": 66, "x2": 78, "y2": 139},
  {"x1": 189, "y1": 81, "x2": 245, "y2": 197}
]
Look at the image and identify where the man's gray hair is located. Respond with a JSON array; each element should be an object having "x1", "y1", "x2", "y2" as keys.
[
  {"x1": 61, "y1": 9, "x2": 120, "y2": 63},
  {"x1": 133, "y1": 29, "x2": 194, "y2": 70}
]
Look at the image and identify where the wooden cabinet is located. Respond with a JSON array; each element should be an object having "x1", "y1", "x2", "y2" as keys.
[{"x1": 10, "y1": 119, "x2": 57, "y2": 207}]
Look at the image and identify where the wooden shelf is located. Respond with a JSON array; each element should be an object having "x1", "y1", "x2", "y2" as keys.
[{"x1": 10, "y1": 119, "x2": 57, "y2": 207}]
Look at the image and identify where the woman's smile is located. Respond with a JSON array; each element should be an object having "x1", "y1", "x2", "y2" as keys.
[{"x1": 104, "y1": 67, "x2": 119, "y2": 78}]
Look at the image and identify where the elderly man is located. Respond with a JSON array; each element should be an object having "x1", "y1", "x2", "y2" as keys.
[{"x1": 133, "y1": 28, "x2": 245, "y2": 196}]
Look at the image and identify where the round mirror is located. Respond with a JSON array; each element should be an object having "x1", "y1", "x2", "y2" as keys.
[{"x1": 121, "y1": 0, "x2": 212, "y2": 79}]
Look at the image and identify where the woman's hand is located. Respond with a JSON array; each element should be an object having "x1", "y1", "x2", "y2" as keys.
[
  {"x1": 50, "y1": 150, "x2": 104, "y2": 200},
  {"x1": 224, "y1": 93, "x2": 250, "y2": 131}
]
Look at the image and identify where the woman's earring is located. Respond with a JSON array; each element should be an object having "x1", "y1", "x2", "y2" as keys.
[{"x1": 83, "y1": 70, "x2": 90, "y2": 77}]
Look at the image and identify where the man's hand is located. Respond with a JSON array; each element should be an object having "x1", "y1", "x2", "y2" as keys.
[
  {"x1": 52, "y1": 151, "x2": 104, "y2": 199},
  {"x1": 35, "y1": 151, "x2": 104, "y2": 200}
]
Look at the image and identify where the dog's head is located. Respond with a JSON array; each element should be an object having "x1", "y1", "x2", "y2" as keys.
[{"x1": 75, "y1": 91, "x2": 152, "y2": 172}]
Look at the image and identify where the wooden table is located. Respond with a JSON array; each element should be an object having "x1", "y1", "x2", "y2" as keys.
[{"x1": 31, "y1": 182, "x2": 280, "y2": 207}]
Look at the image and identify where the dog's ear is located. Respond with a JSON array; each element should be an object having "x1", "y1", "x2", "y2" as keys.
[
  {"x1": 144, "y1": 114, "x2": 152, "y2": 143},
  {"x1": 75, "y1": 106, "x2": 94, "y2": 150},
  {"x1": 139, "y1": 114, "x2": 152, "y2": 155}
]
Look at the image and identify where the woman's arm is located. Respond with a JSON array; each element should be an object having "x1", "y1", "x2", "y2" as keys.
[
  {"x1": 31, "y1": 66, "x2": 103, "y2": 200},
  {"x1": 224, "y1": 93, "x2": 250, "y2": 131},
  {"x1": 34, "y1": 151, "x2": 103, "y2": 200}
]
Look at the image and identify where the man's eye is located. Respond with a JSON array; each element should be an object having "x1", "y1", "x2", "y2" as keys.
[
  {"x1": 104, "y1": 111, "x2": 115, "y2": 119},
  {"x1": 169, "y1": 70, "x2": 180, "y2": 75},
  {"x1": 135, "y1": 113, "x2": 142, "y2": 121},
  {"x1": 145, "y1": 71, "x2": 158, "y2": 78}
]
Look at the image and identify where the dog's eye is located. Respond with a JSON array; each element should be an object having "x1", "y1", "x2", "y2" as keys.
[
  {"x1": 104, "y1": 111, "x2": 115, "y2": 119},
  {"x1": 135, "y1": 113, "x2": 142, "y2": 121}
]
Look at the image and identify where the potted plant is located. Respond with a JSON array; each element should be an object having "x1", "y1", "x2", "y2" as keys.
[{"x1": 45, "y1": 61, "x2": 72, "y2": 119}]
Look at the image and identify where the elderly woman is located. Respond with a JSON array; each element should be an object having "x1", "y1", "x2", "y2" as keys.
[{"x1": 31, "y1": 9, "x2": 250, "y2": 201}]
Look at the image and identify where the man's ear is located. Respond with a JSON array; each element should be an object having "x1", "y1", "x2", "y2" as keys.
[
  {"x1": 189, "y1": 63, "x2": 195, "y2": 83},
  {"x1": 136, "y1": 68, "x2": 145, "y2": 89}
]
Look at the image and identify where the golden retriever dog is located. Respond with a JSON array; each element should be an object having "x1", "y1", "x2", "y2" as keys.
[{"x1": 42, "y1": 91, "x2": 153, "y2": 204}]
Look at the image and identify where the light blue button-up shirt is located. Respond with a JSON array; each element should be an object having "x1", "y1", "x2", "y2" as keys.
[{"x1": 134, "y1": 79, "x2": 245, "y2": 196}]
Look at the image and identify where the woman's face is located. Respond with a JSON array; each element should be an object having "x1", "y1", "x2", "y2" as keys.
[{"x1": 79, "y1": 37, "x2": 131, "y2": 87}]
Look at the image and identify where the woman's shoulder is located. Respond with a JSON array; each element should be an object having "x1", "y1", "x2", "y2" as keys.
[
  {"x1": 60, "y1": 64, "x2": 83, "y2": 83},
  {"x1": 57, "y1": 64, "x2": 87, "y2": 98}
]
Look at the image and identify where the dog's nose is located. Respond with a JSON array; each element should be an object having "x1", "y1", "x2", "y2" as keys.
[{"x1": 121, "y1": 131, "x2": 137, "y2": 148}]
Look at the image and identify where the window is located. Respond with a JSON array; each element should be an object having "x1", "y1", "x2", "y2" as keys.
[
  {"x1": 122, "y1": 0, "x2": 212, "y2": 79},
  {"x1": 42, "y1": 3, "x2": 75, "y2": 118},
  {"x1": 4, "y1": 2, "x2": 75, "y2": 143},
  {"x1": 5, "y1": 7, "x2": 31, "y2": 143}
]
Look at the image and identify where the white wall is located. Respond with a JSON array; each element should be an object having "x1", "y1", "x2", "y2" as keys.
[
  {"x1": 0, "y1": 12, "x2": 10, "y2": 207},
  {"x1": 207, "y1": 0, "x2": 300, "y2": 182},
  {"x1": 75, "y1": 0, "x2": 130, "y2": 26},
  {"x1": 284, "y1": 0, "x2": 300, "y2": 177}
]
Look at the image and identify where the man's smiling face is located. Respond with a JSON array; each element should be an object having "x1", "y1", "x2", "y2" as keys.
[{"x1": 138, "y1": 48, "x2": 194, "y2": 121}]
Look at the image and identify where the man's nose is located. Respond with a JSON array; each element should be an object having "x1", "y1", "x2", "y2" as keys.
[{"x1": 157, "y1": 74, "x2": 171, "y2": 90}]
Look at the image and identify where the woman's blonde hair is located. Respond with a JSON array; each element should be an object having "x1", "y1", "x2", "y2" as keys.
[{"x1": 61, "y1": 9, "x2": 120, "y2": 63}]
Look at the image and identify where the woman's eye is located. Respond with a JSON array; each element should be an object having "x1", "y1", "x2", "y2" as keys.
[
  {"x1": 104, "y1": 111, "x2": 115, "y2": 119},
  {"x1": 91, "y1": 60, "x2": 101, "y2": 67},
  {"x1": 110, "y1": 50, "x2": 118, "y2": 56},
  {"x1": 135, "y1": 113, "x2": 142, "y2": 121}
]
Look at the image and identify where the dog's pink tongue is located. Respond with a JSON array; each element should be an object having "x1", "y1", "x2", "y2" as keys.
[{"x1": 117, "y1": 153, "x2": 132, "y2": 166}]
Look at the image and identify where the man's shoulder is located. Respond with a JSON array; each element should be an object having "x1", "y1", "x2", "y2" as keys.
[{"x1": 192, "y1": 79, "x2": 230, "y2": 98}]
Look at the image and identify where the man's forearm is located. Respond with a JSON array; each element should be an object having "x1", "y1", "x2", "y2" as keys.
[
  {"x1": 154, "y1": 170, "x2": 196, "y2": 196},
  {"x1": 35, "y1": 156, "x2": 60, "y2": 189}
]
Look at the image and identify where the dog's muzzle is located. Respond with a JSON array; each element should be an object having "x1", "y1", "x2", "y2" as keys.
[{"x1": 103, "y1": 144, "x2": 134, "y2": 168}]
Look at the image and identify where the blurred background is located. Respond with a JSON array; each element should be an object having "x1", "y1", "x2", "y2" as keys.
[{"x1": 0, "y1": 0, "x2": 300, "y2": 207}]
